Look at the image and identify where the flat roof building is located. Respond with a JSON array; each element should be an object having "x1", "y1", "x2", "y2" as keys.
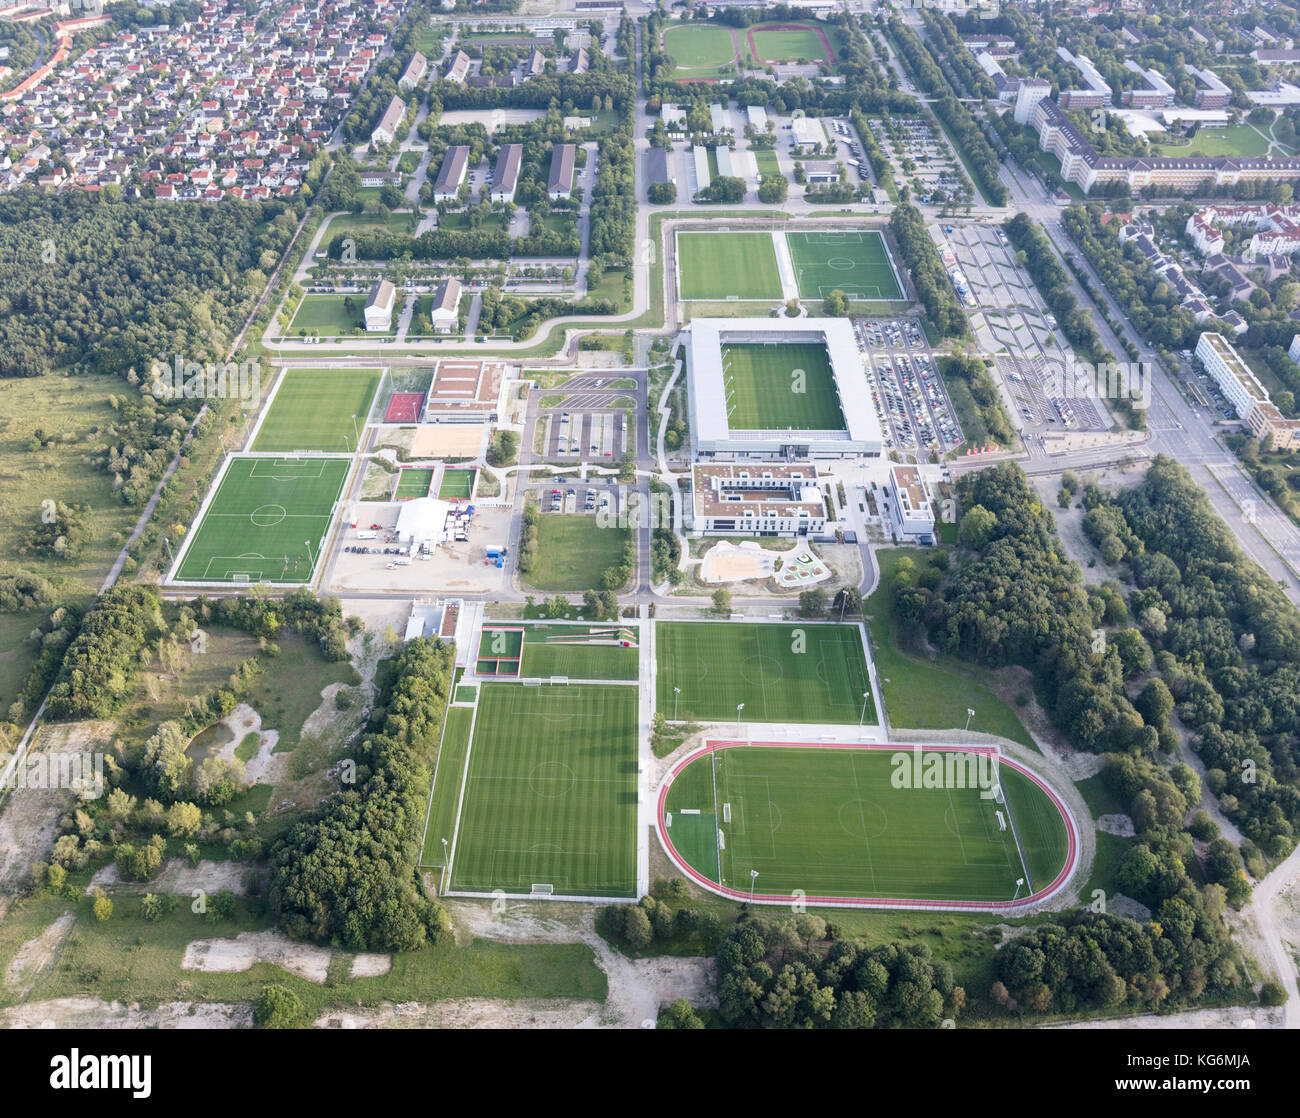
[{"x1": 691, "y1": 462, "x2": 826, "y2": 537}]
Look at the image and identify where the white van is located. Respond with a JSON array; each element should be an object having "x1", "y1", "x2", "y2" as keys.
[{"x1": 356, "y1": 530, "x2": 377, "y2": 540}]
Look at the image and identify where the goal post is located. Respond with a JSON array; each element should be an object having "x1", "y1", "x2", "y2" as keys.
[{"x1": 530, "y1": 883, "x2": 554, "y2": 896}]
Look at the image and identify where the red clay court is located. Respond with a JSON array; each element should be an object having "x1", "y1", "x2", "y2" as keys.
[{"x1": 384, "y1": 392, "x2": 425, "y2": 423}]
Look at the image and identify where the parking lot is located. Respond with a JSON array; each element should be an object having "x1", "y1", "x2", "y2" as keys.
[
  {"x1": 944, "y1": 224, "x2": 1108, "y2": 435},
  {"x1": 854, "y1": 317, "x2": 963, "y2": 455},
  {"x1": 867, "y1": 117, "x2": 967, "y2": 205},
  {"x1": 541, "y1": 482, "x2": 619, "y2": 518},
  {"x1": 540, "y1": 408, "x2": 627, "y2": 461}
]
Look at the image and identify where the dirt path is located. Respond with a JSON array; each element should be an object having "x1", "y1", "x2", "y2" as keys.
[
  {"x1": 0, "y1": 721, "x2": 115, "y2": 903},
  {"x1": 315, "y1": 998, "x2": 601, "y2": 1029},
  {"x1": 1233, "y1": 839, "x2": 1300, "y2": 1028},
  {"x1": 448, "y1": 900, "x2": 715, "y2": 1028},
  {"x1": 0, "y1": 997, "x2": 250, "y2": 1029},
  {"x1": 182, "y1": 930, "x2": 334, "y2": 983},
  {"x1": 4, "y1": 911, "x2": 75, "y2": 998}
]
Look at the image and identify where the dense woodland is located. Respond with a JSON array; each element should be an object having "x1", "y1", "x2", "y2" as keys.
[
  {"x1": 269, "y1": 636, "x2": 453, "y2": 952},
  {"x1": 883, "y1": 458, "x2": 1300, "y2": 1014},
  {"x1": 0, "y1": 193, "x2": 295, "y2": 379}
]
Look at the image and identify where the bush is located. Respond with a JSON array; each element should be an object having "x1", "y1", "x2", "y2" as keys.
[
  {"x1": 253, "y1": 983, "x2": 305, "y2": 1029},
  {"x1": 1259, "y1": 980, "x2": 1287, "y2": 1007}
]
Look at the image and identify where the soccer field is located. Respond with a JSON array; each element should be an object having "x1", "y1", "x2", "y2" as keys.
[
  {"x1": 749, "y1": 25, "x2": 831, "y2": 65},
  {"x1": 521, "y1": 625, "x2": 639, "y2": 681},
  {"x1": 677, "y1": 232, "x2": 783, "y2": 300},
  {"x1": 664, "y1": 24, "x2": 736, "y2": 73},
  {"x1": 656, "y1": 622, "x2": 875, "y2": 724},
  {"x1": 174, "y1": 456, "x2": 349, "y2": 584},
  {"x1": 661, "y1": 743, "x2": 1071, "y2": 904},
  {"x1": 394, "y1": 467, "x2": 434, "y2": 500},
  {"x1": 437, "y1": 468, "x2": 476, "y2": 500},
  {"x1": 253, "y1": 368, "x2": 380, "y2": 453},
  {"x1": 448, "y1": 683, "x2": 638, "y2": 897},
  {"x1": 787, "y1": 231, "x2": 904, "y2": 301},
  {"x1": 721, "y1": 342, "x2": 845, "y2": 430}
]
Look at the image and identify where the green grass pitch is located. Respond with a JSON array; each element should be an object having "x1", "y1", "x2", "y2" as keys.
[
  {"x1": 786, "y1": 231, "x2": 904, "y2": 301},
  {"x1": 448, "y1": 683, "x2": 638, "y2": 897},
  {"x1": 665, "y1": 745, "x2": 1067, "y2": 902},
  {"x1": 677, "y1": 232, "x2": 782, "y2": 300},
  {"x1": 175, "y1": 456, "x2": 349, "y2": 584},
  {"x1": 663, "y1": 24, "x2": 736, "y2": 73},
  {"x1": 720, "y1": 342, "x2": 845, "y2": 430},
  {"x1": 521, "y1": 625, "x2": 638, "y2": 681},
  {"x1": 288, "y1": 294, "x2": 395, "y2": 336},
  {"x1": 420, "y1": 705, "x2": 474, "y2": 866},
  {"x1": 750, "y1": 27, "x2": 829, "y2": 65},
  {"x1": 656, "y1": 622, "x2": 874, "y2": 724},
  {"x1": 394, "y1": 468, "x2": 434, "y2": 499},
  {"x1": 253, "y1": 368, "x2": 381, "y2": 453},
  {"x1": 437, "y1": 468, "x2": 476, "y2": 500}
]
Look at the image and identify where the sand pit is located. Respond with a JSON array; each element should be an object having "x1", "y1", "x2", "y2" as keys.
[
  {"x1": 182, "y1": 931, "x2": 332, "y2": 983},
  {"x1": 700, "y1": 541, "x2": 775, "y2": 584},
  {"x1": 412, "y1": 424, "x2": 486, "y2": 459}
]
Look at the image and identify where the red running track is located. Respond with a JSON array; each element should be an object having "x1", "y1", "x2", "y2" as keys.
[{"x1": 655, "y1": 739, "x2": 1079, "y2": 912}]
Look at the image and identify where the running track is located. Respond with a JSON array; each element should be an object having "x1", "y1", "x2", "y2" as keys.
[{"x1": 656, "y1": 739, "x2": 1079, "y2": 912}]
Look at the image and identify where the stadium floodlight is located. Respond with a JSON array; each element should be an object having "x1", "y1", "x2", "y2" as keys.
[
  {"x1": 749, "y1": 868, "x2": 759, "y2": 899},
  {"x1": 441, "y1": 837, "x2": 448, "y2": 862},
  {"x1": 304, "y1": 539, "x2": 315, "y2": 566},
  {"x1": 964, "y1": 708, "x2": 975, "y2": 735},
  {"x1": 674, "y1": 686, "x2": 681, "y2": 720},
  {"x1": 1012, "y1": 877, "x2": 1024, "y2": 902},
  {"x1": 352, "y1": 413, "x2": 360, "y2": 442},
  {"x1": 736, "y1": 702, "x2": 744, "y2": 733},
  {"x1": 860, "y1": 691, "x2": 870, "y2": 727}
]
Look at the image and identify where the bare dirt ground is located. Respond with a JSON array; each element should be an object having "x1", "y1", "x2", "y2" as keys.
[
  {"x1": 217, "y1": 703, "x2": 281, "y2": 785},
  {"x1": 448, "y1": 900, "x2": 715, "y2": 1028},
  {"x1": 4, "y1": 911, "x2": 74, "y2": 997},
  {"x1": 315, "y1": 998, "x2": 601, "y2": 1029},
  {"x1": 1, "y1": 997, "x2": 250, "y2": 1029},
  {"x1": 182, "y1": 931, "x2": 333, "y2": 983},
  {"x1": 90, "y1": 859, "x2": 255, "y2": 897},
  {"x1": 0, "y1": 720, "x2": 115, "y2": 902},
  {"x1": 349, "y1": 953, "x2": 391, "y2": 979},
  {"x1": 1096, "y1": 814, "x2": 1135, "y2": 837},
  {"x1": 1048, "y1": 1005, "x2": 1282, "y2": 1029}
]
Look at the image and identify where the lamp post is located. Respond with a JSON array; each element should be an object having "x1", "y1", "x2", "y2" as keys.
[
  {"x1": 736, "y1": 702, "x2": 744, "y2": 733},
  {"x1": 1012, "y1": 877, "x2": 1024, "y2": 902},
  {"x1": 352, "y1": 413, "x2": 360, "y2": 443},
  {"x1": 964, "y1": 708, "x2": 975, "y2": 736},
  {"x1": 859, "y1": 691, "x2": 870, "y2": 727},
  {"x1": 673, "y1": 687, "x2": 680, "y2": 720},
  {"x1": 749, "y1": 869, "x2": 759, "y2": 900},
  {"x1": 304, "y1": 539, "x2": 315, "y2": 567}
]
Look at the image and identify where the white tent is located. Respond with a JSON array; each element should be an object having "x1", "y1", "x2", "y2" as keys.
[{"x1": 395, "y1": 497, "x2": 451, "y2": 548}]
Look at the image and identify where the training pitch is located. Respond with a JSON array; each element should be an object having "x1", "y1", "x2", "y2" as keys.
[
  {"x1": 660, "y1": 742, "x2": 1073, "y2": 906},
  {"x1": 656, "y1": 622, "x2": 874, "y2": 724},
  {"x1": 787, "y1": 231, "x2": 903, "y2": 301},
  {"x1": 252, "y1": 368, "x2": 380, "y2": 453},
  {"x1": 174, "y1": 456, "x2": 349, "y2": 584},
  {"x1": 447, "y1": 683, "x2": 638, "y2": 897},
  {"x1": 521, "y1": 624, "x2": 639, "y2": 681},
  {"x1": 677, "y1": 231, "x2": 782, "y2": 300},
  {"x1": 720, "y1": 342, "x2": 844, "y2": 430}
]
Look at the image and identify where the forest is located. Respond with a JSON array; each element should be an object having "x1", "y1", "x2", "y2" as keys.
[
  {"x1": 0, "y1": 193, "x2": 296, "y2": 379},
  {"x1": 888, "y1": 205, "x2": 969, "y2": 340}
]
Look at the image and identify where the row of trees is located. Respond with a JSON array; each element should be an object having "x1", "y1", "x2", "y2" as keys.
[
  {"x1": 886, "y1": 18, "x2": 1007, "y2": 206},
  {"x1": 888, "y1": 205, "x2": 969, "y2": 340},
  {"x1": 268, "y1": 637, "x2": 454, "y2": 951}
]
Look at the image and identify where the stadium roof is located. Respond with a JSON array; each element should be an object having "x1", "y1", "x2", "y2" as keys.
[{"x1": 686, "y1": 318, "x2": 883, "y2": 456}]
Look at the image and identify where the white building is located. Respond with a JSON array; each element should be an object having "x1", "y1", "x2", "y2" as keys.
[
  {"x1": 746, "y1": 104, "x2": 769, "y2": 132},
  {"x1": 691, "y1": 463, "x2": 826, "y2": 537},
  {"x1": 430, "y1": 277, "x2": 461, "y2": 334},
  {"x1": 364, "y1": 279, "x2": 396, "y2": 332},
  {"x1": 886, "y1": 466, "x2": 935, "y2": 544},
  {"x1": 1014, "y1": 78, "x2": 1051, "y2": 125},
  {"x1": 1196, "y1": 331, "x2": 1300, "y2": 450},
  {"x1": 791, "y1": 115, "x2": 824, "y2": 152}
]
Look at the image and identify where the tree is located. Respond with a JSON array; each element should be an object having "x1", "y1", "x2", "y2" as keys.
[
  {"x1": 253, "y1": 984, "x2": 305, "y2": 1029},
  {"x1": 167, "y1": 801, "x2": 202, "y2": 838},
  {"x1": 798, "y1": 588, "x2": 828, "y2": 618},
  {"x1": 658, "y1": 997, "x2": 705, "y2": 1029},
  {"x1": 712, "y1": 588, "x2": 732, "y2": 615},
  {"x1": 822, "y1": 289, "x2": 850, "y2": 317},
  {"x1": 92, "y1": 889, "x2": 112, "y2": 922},
  {"x1": 647, "y1": 181, "x2": 676, "y2": 204},
  {"x1": 958, "y1": 504, "x2": 997, "y2": 551},
  {"x1": 623, "y1": 905, "x2": 653, "y2": 949}
]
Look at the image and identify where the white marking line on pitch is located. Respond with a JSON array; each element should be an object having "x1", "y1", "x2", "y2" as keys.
[{"x1": 773, "y1": 230, "x2": 799, "y2": 301}]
